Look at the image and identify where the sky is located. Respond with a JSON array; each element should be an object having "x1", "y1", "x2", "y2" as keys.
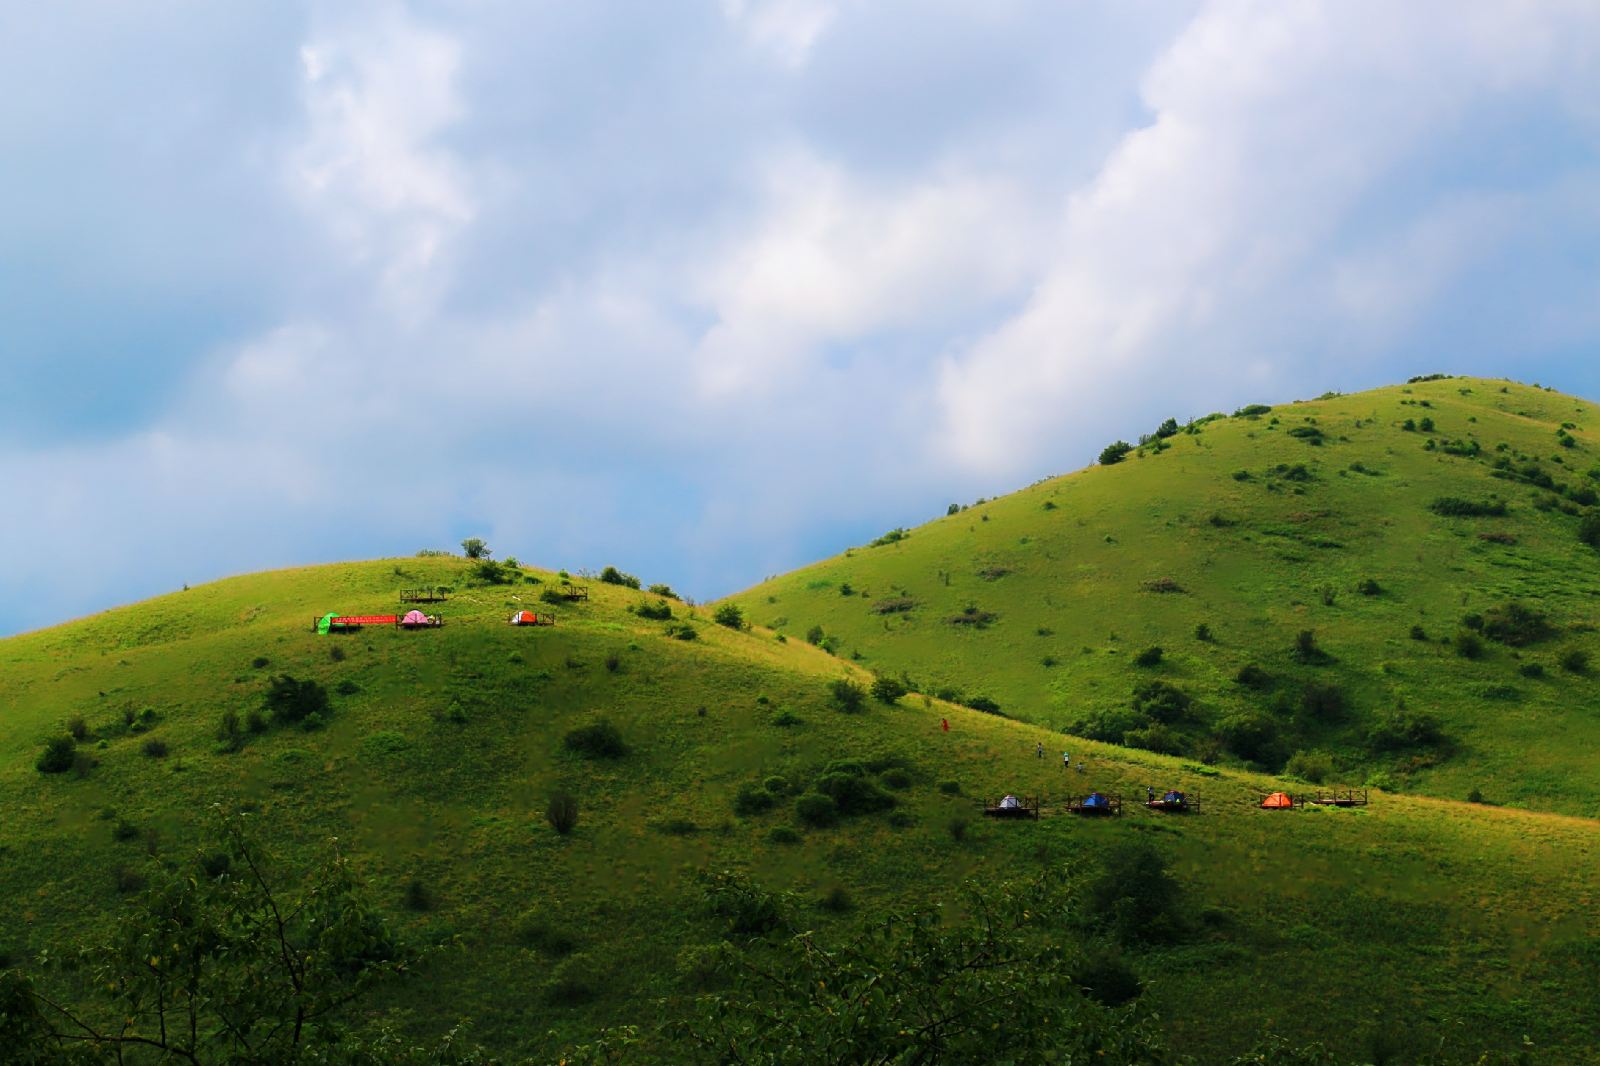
[{"x1": 3, "y1": 0, "x2": 1600, "y2": 635}]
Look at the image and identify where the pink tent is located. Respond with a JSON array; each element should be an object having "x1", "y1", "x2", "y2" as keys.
[{"x1": 400, "y1": 610, "x2": 431, "y2": 627}]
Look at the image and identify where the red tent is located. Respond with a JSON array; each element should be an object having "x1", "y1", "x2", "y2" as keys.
[{"x1": 1260, "y1": 791, "x2": 1295, "y2": 809}]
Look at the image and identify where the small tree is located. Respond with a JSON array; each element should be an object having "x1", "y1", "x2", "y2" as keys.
[
  {"x1": 1098, "y1": 441, "x2": 1133, "y2": 466},
  {"x1": 713, "y1": 604, "x2": 746, "y2": 630},
  {"x1": 829, "y1": 679, "x2": 866, "y2": 713},
  {"x1": 263, "y1": 675, "x2": 330, "y2": 727},
  {"x1": 460, "y1": 537, "x2": 490, "y2": 559},
  {"x1": 36, "y1": 736, "x2": 76, "y2": 775}
]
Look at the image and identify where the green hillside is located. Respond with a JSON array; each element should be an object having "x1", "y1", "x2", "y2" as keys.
[
  {"x1": 730, "y1": 376, "x2": 1600, "y2": 817},
  {"x1": 2, "y1": 554, "x2": 1598, "y2": 1062}
]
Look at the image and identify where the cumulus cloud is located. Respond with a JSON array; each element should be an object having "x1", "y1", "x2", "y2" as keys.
[{"x1": 3, "y1": 0, "x2": 1599, "y2": 635}]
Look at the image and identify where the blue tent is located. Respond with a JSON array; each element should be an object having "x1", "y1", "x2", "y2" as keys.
[
  {"x1": 1083, "y1": 792, "x2": 1110, "y2": 809},
  {"x1": 1162, "y1": 790, "x2": 1185, "y2": 804}
]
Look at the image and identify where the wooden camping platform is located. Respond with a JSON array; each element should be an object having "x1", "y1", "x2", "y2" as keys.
[
  {"x1": 398, "y1": 616, "x2": 443, "y2": 629},
  {"x1": 511, "y1": 613, "x2": 556, "y2": 627},
  {"x1": 551, "y1": 585, "x2": 589, "y2": 602},
  {"x1": 400, "y1": 589, "x2": 448, "y2": 603},
  {"x1": 983, "y1": 796, "x2": 1041, "y2": 820},
  {"x1": 1306, "y1": 788, "x2": 1368, "y2": 807},
  {"x1": 1144, "y1": 791, "x2": 1200, "y2": 813},
  {"x1": 1065, "y1": 793, "x2": 1122, "y2": 816}
]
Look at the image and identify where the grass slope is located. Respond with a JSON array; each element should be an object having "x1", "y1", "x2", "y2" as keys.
[
  {"x1": 0, "y1": 556, "x2": 1596, "y2": 1062},
  {"x1": 729, "y1": 376, "x2": 1600, "y2": 816}
]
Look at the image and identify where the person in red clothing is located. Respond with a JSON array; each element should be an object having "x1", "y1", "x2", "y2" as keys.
[{"x1": 941, "y1": 718, "x2": 949, "y2": 732}]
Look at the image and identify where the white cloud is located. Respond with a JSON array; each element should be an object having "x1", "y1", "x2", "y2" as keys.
[{"x1": 721, "y1": 0, "x2": 840, "y2": 68}]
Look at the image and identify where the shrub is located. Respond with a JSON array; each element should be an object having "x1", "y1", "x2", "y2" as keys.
[
  {"x1": 599, "y1": 566, "x2": 641, "y2": 589},
  {"x1": 1482, "y1": 602, "x2": 1554, "y2": 646},
  {"x1": 217, "y1": 710, "x2": 242, "y2": 751},
  {"x1": 1580, "y1": 513, "x2": 1600, "y2": 549},
  {"x1": 1235, "y1": 663, "x2": 1272, "y2": 689},
  {"x1": 829, "y1": 679, "x2": 866, "y2": 713},
  {"x1": 1520, "y1": 662, "x2": 1546, "y2": 679},
  {"x1": 1357, "y1": 578, "x2": 1381, "y2": 596},
  {"x1": 1072, "y1": 708, "x2": 1142, "y2": 743},
  {"x1": 937, "y1": 780, "x2": 961, "y2": 795},
  {"x1": 1467, "y1": 788, "x2": 1485, "y2": 804},
  {"x1": 604, "y1": 652, "x2": 621, "y2": 673},
  {"x1": 36, "y1": 736, "x2": 76, "y2": 775},
  {"x1": 1073, "y1": 951, "x2": 1143, "y2": 1007},
  {"x1": 946, "y1": 817, "x2": 969, "y2": 842},
  {"x1": 871, "y1": 595, "x2": 917, "y2": 614},
  {"x1": 635, "y1": 599, "x2": 674, "y2": 620},
  {"x1": 544, "y1": 954, "x2": 602, "y2": 1006},
  {"x1": 1098, "y1": 441, "x2": 1133, "y2": 465},
  {"x1": 814, "y1": 772, "x2": 895, "y2": 817},
  {"x1": 251, "y1": 656, "x2": 270, "y2": 669},
  {"x1": 461, "y1": 537, "x2": 490, "y2": 559},
  {"x1": 713, "y1": 604, "x2": 746, "y2": 629},
  {"x1": 1561, "y1": 649, "x2": 1591, "y2": 674},
  {"x1": 540, "y1": 586, "x2": 567, "y2": 605},
  {"x1": 1132, "y1": 680, "x2": 1190, "y2": 723},
  {"x1": 1284, "y1": 750, "x2": 1333, "y2": 784},
  {"x1": 965, "y1": 695, "x2": 1003, "y2": 714},
  {"x1": 1140, "y1": 577, "x2": 1184, "y2": 594},
  {"x1": 403, "y1": 879, "x2": 433, "y2": 912},
  {"x1": 770, "y1": 710, "x2": 802, "y2": 728},
  {"x1": 794, "y1": 792, "x2": 839, "y2": 828},
  {"x1": 546, "y1": 791, "x2": 580, "y2": 835},
  {"x1": 870, "y1": 527, "x2": 910, "y2": 547},
  {"x1": 245, "y1": 709, "x2": 268, "y2": 734},
  {"x1": 1082, "y1": 839, "x2": 1185, "y2": 946},
  {"x1": 733, "y1": 783, "x2": 776, "y2": 817},
  {"x1": 328, "y1": 644, "x2": 347, "y2": 662},
  {"x1": 805, "y1": 624, "x2": 826, "y2": 645},
  {"x1": 516, "y1": 911, "x2": 578, "y2": 956},
  {"x1": 1456, "y1": 632, "x2": 1486, "y2": 660},
  {"x1": 946, "y1": 606, "x2": 998, "y2": 627},
  {"x1": 563, "y1": 719, "x2": 627, "y2": 759},
  {"x1": 1217, "y1": 712, "x2": 1281, "y2": 764},
  {"x1": 648, "y1": 583, "x2": 679, "y2": 599},
  {"x1": 880, "y1": 768, "x2": 912, "y2": 790},
  {"x1": 66, "y1": 715, "x2": 88, "y2": 741},
  {"x1": 666, "y1": 623, "x2": 699, "y2": 641},
  {"x1": 263, "y1": 675, "x2": 330, "y2": 726},
  {"x1": 1367, "y1": 709, "x2": 1445, "y2": 751},
  {"x1": 767, "y1": 825, "x2": 800, "y2": 845},
  {"x1": 1132, "y1": 646, "x2": 1164, "y2": 668},
  {"x1": 700, "y1": 869, "x2": 789, "y2": 937},
  {"x1": 1122, "y1": 723, "x2": 1183, "y2": 755},
  {"x1": 818, "y1": 886, "x2": 853, "y2": 914},
  {"x1": 762, "y1": 775, "x2": 789, "y2": 796},
  {"x1": 1235, "y1": 404, "x2": 1272, "y2": 417},
  {"x1": 1409, "y1": 624, "x2": 1428, "y2": 641},
  {"x1": 1429, "y1": 497, "x2": 1507, "y2": 517},
  {"x1": 1194, "y1": 622, "x2": 1212, "y2": 642},
  {"x1": 870, "y1": 675, "x2": 907, "y2": 704},
  {"x1": 141, "y1": 738, "x2": 169, "y2": 759},
  {"x1": 113, "y1": 866, "x2": 147, "y2": 895},
  {"x1": 1299, "y1": 682, "x2": 1346, "y2": 721},
  {"x1": 1292, "y1": 629, "x2": 1329, "y2": 664}
]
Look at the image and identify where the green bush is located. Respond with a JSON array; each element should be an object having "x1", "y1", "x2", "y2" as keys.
[
  {"x1": 1561, "y1": 649, "x2": 1591, "y2": 674},
  {"x1": 880, "y1": 768, "x2": 912, "y2": 790},
  {"x1": 767, "y1": 825, "x2": 800, "y2": 845},
  {"x1": 829, "y1": 679, "x2": 866, "y2": 713},
  {"x1": 1520, "y1": 662, "x2": 1546, "y2": 679},
  {"x1": 544, "y1": 954, "x2": 602, "y2": 1006},
  {"x1": 946, "y1": 817, "x2": 969, "y2": 842},
  {"x1": 818, "y1": 886, "x2": 853, "y2": 914},
  {"x1": 814, "y1": 772, "x2": 895, "y2": 817},
  {"x1": 1216, "y1": 712, "x2": 1281, "y2": 764},
  {"x1": 141, "y1": 738, "x2": 169, "y2": 759},
  {"x1": 937, "y1": 780, "x2": 961, "y2": 795},
  {"x1": 699, "y1": 869, "x2": 788, "y2": 937},
  {"x1": 1357, "y1": 578, "x2": 1382, "y2": 596},
  {"x1": 1132, "y1": 681, "x2": 1191, "y2": 723},
  {"x1": 1235, "y1": 663, "x2": 1272, "y2": 689},
  {"x1": 546, "y1": 791, "x2": 580, "y2": 835},
  {"x1": 713, "y1": 604, "x2": 746, "y2": 629},
  {"x1": 1122, "y1": 723, "x2": 1183, "y2": 755},
  {"x1": 263, "y1": 675, "x2": 330, "y2": 727},
  {"x1": 1072, "y1": 708, "x2": 1143, "y2": 743},
  {"x1": 516, "y1": 910, "x2": 578, "y2": 956},
  {"x1": 1580, "y1": 513, "x2": 1600, "y2": 549},
  {"x1": 36, "y1": 736, "x2": 76, "y2": 775},
  {"x1": 1098, "y1": 441, "x2": 1133, "y2": 465},
  {"x1": 648, "y1": 583, "x2": 679, "y2": 599},
  {"x1": 599, "y1": 566, "x2": 641, "y2": 589},
  {"x1": 1429, "y1": 497, "x2": 1507, "y2": 517},
  {"x1": 1367, "y1": 709, "x2": 1445, "y2": 751},
  {"x1": 870, "y1": 675, "x2": 907, "y2": 704},
  {"x1": 1292, "y1": 629, "x2": 1329, "y2": 664},
  {"x1": 1284, "y1": 750, "x2": 1333, "y2": 784},
  {"x1": 1133, "y1": 646, "x2": 1164, "y2": 667},
  {"x1": 563, "y1": 720, "x2": 627, "y2": 759},
  {"x1": 635, "y1": 599, "x2": 674, "y2": 620},
  {"x1": 1073, "y1": 950, "x2": 1143, "y2": 1007},
  {"x1": 1456, "y1": 632, "x2": 1486, "y2": 660},
  {"x1": 1081, "y1": 839, "x2": 1186, "y2": 946},
  {"x1": 794, "y1": 792, "x2": 839, "y2": 827},
  {"x1": 762, "y1": 775, "x2": 789, "y2": 796},
  {"x1": 1482, "y1": 602, "x2": 1554, "y2": 646},
  {"x1": 733, "y1": 782, "x2": 776, "y2": 817},
  {"x1": 1299, "y1": 682, "x2": 1346, "y2": 721}
]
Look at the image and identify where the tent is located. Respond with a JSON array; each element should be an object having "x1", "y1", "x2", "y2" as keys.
[
  {"x1": 1260, "y1": 791, "x2": 1295, "y2": 809},
  {"x1": 317, "y1": 612, "x2": 336, "y2": 635},
  {"x1": 1082, "y1": 791, "x2": 1110, "y2": 810},
  {"x1": 1162, "y1": 790, "x2": 1186, "y2": 805},
  {"x1": 400, "y1": 610, "x2": 431, "y2": 628}
]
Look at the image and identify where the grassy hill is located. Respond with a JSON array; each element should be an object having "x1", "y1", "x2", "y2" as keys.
[
  {"x1": 2, "y1": 554, "x2": 1598, "y2": 1062},
  {"x1": 729, "y1": 376, "x2": 1600, "y2": 817}
]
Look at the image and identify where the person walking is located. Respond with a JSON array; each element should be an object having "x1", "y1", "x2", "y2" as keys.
[
  {"x1": 1063, "y1": 751, "x2": 1070, "y2": 771},
  {"x1": 1035, "y1": 742, "x2": 1044, "y2": 759}
]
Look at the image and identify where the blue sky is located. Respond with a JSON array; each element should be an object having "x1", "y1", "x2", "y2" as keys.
[{"x1": 3, "y1": 1, "x2": 1599, "y2": 635}]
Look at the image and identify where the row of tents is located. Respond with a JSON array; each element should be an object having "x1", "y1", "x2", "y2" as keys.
[
  {"x1": 314, "y1": 610, "x2": 557, "y2": 634},
  {"x1": 984, "y1": 788, "x2": 1369, "y2": 820}
]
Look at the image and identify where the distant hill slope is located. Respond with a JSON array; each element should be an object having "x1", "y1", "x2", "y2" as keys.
[
  {"x1": 729, "y1": 376, "x2": 1600, "y2": 816},
  {"x1": 1, "y1": 559, "x2": 1597, "y2": 1061}
]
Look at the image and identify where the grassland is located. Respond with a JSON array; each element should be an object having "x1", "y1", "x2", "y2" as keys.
[
  {"x1": 730, "y1": 376, "x2": 1600, "y2": 817},
  {"x1": 1, "y1": 553, "x2": 1597, "y2": 1062}
]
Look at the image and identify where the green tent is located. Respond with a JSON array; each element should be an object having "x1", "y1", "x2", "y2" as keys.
[{"x1": 317, "y1": 612, "x2": 336, "y2": 635}]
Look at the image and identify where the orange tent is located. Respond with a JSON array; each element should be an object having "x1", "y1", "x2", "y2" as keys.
[{"x1": 1260, "y1": 791, "x2": 1295, "y2": 809}]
